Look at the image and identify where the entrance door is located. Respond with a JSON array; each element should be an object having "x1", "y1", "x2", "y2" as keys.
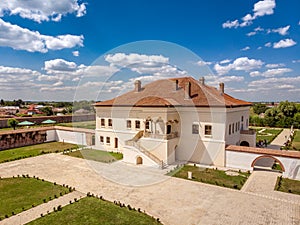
[
  {"x1": 114, "y1": 138, "x2": 118, "y2": 148},
  {"x1": 167, "y1": 124, "x2": 171, "y2": 134}
]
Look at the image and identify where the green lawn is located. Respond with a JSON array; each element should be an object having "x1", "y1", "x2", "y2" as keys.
[
  {"x1": 58, "y1": 121, "x2": 95, "y2": 130},
  {"x1": 291, "y1": 130, "x2": 300, "y2": 150},
  {"x1": 252, "y1": 127, "x2": 283, "y2": 144},
  {"x1": 0, "y1": 177, "x2": 71, "y2": 219},
  {"x1": 170, "y1": 165, "x2": 250, "y2": 190},
  {"x1": 0, "y1": 142, "x2": 78, "y2": 163},
  {"x1": 64, "y1": 149, "x2": 123, "y2": 163},
  {"x1": 275, "y1": 176, "x2": 300, "y2": 195},
  {"x1": 28, "y1": 196, "x2": 161, "y2": 225}
]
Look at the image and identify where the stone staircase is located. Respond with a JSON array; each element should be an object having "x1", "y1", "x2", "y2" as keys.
[{"x1": 125, "y1": 131, "x2": 167, "y2": 169}]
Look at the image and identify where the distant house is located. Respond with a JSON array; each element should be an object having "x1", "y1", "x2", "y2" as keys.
[
  {"x1": 94, "y1": 76, "x2": 256, "y2": 168},
  {"x1": 25, "y1": 104, "x2": 43, "y2": 115},
  {"x1": 0, "y1": 106, "x2": 19, "y2": 115}
]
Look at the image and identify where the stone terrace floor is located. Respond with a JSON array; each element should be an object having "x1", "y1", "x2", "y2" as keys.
[{"x1": 0, "y1": 154, "x2": 299, "y2": 225}]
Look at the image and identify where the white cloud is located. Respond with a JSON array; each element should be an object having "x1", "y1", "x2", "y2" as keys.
[
  {"x1": 0, "y1": 19, "x2": 84, "y2": 52},
  {"x1": 42, "y1": 34, "x2": 84, "y2": 51},
  {"x1": 271, "y1": 25, "x2": 290, "y2": 35},
  {"x1": 197, "y1": 60, "x2": 212, "y2": 66},
  {"x1": 0, "y1": 0, "x2": 86, "y2": 23},
  {"x1": 105, "y1": 53, "x2": 169, "y2": 67},
  {"x1": 219, "y1": 59, "x2": 231, "y2": 64},
  {"x1": 223, "y1": 0, "x2": 276, "y2": 29},
  {"x1": 292, "y1": 59, "x2": 300, "y2": 63},
  {"x1": 273, "y1": 39, "x2": 297, "y2": 49},
  {"x1": 265, "y1": 42, "x2": 272, "y2": 47},
  {"x1": 262, "y1": 68, "x2": 292, "y2": 77},
  {"x1": 247, "y1": 31, "x2": 256, "y2": 36},
  {"x1": 214, "y1": 57, "x2": 264, "y2": 75},
  {"x1": 249, "y1": 68, "x2": 291, "y2": 77},
  {"x1": 222, "y1": 20, "x2": 239, "y2": 29},
  {"x1": 249, "y1": 76, "x2": 300, "y2": 88},
  {"x1": 253, "y1": 0, "x2": 276, "y2": 18},
  {"x1": 249, "y1": 71, "x2": 261, "y2": 77},
  {"x1": 53, "y1": 81, "x2": 64, "y2": 87},
  {"x1": 44, "y1": 59, "x2": 78, "y2": 72},
  {"x1": 72, "y1": 51, "x2": 79, "y2": 57},
  {"x1": 241, "y1": 46, "x2": 250, "y2": 51},
  {"x1": 265, "y1": 63, "x2": 285, "y2": 68},
  {"x1": 104, "y1": 53, "x2": 187, "y2": 79}
]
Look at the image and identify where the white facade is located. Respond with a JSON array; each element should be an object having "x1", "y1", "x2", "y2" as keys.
[{"x1": 95, "y1": 105, "x2": 253, "y2": 168}]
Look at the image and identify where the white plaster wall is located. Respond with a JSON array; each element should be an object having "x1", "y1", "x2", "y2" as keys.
[
  {"x1": 225, "y1": 150, "x2": 258, "y2": 171},
  {"x1": 46, "y1": 130, "x2": 57, "y2": 142},
  {"x1": 278, "y1": 157, "x2": 300, "y2": 180},
  {"x1": 225, "y1": 107, "x2": 250, "y2": 146},
  {"x1": 46, "y1": 129, "x2": 87, "y2": 145},
  {"x1": 240, "y1": 133, "x2": 256, "y2": 147},
  {"x1": 123, "y1": 146, "x2": 160, "y2": 168},
  {"x1": 226, "y1": 150, "x2": 300, "y2": 180},
  {"x1": 139, "y1": 138, "x2": 168, "y2": 162},
  {"x1": 55, "y1": 130, "x2": 87, "y2": 145}
]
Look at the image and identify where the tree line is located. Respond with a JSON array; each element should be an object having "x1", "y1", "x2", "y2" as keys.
[{"x1": 250, "y1": 101, "x2": 300, "y2": 128}]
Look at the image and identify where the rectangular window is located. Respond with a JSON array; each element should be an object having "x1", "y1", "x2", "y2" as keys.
[
  {"x1": 204, "y1": 125, "x2": 212, "y2": 136},
  {"x1": 232, "y1": 123, "x2": 234, "y2": 134},
  {"x1": 192, "y1": 124, "x2": 199, "y2": 134},
  {"x1": 241, "y1": 116, "x2": 244, "y2": 122},
  {"x1": 238, "y1": 122, "x2": 240, "y2": 131},
  {"x1": 135, "y1": 120, "x2": 140, "y2": 129},
  {"x1": 100, "y1": 136, "x2": 104, "y2": 144},
  {"x1": 108, "y1": 119, "x2": 112, "y2": 127},
  {"x1": 236, "y1": 122, "x2": 238, "y2": 132},
  {"x1": 101, "y1": 118, "x2": 105, "y2": 127},
  {"x1": 229, "y1": 124, "x2": 231, "y2": 135},
  {"x1": 106, "y1": 137, "x2": 110, "y2": 144},
  {"x1": 145, "y1": 121, "x2": 150, "y2": 130},
  {"x1": 126, "y1": 120, "x2": 131, "y2": 129}
]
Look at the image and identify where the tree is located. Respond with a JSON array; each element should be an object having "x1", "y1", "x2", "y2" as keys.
[
  {"x1": 40, "y1": 107, "x2": 54, "y2": 116},
  {"x1": 7, "y1": 118, "x2": 19, "y2": 130},
  {"x1": 252, "y1": 103, "x2": 268, "y2": 115},
  {"x1": 278, "y1": 101, "x2": 297, "y2": 117}
]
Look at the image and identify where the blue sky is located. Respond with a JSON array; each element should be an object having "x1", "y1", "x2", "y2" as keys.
[{"x1": 0, "y1": 0, "x2": 299, "y2": 102}]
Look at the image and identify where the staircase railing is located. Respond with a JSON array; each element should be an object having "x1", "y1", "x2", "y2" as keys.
[{"x1": 125, "y1": 131, "x2": 166, "y2": 169}]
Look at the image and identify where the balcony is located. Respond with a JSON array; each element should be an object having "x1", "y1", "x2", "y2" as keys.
[
  {"x1": 143, "y1": 131, "x2": 179, "y2": 140},
  {"x1": 240, "y1": 129, "x2": 256, "y2": 135}
]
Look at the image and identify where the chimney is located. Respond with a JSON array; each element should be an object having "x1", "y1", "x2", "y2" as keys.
[
  {"x1": 135, "y1": 80, "x2": 142, "y2": 92},
  {"x1": 199, "y1": 77, "x2": 205, "y2": 85},
  {"x1": 175, "y1": 79, "x2": 179, "y2": 91},
  {"x1": 185, "y1": 82, "x2": 191, "y2": 99},
  {"x1": 219, "y1": 82, "x2": 224, "y2": 94}
]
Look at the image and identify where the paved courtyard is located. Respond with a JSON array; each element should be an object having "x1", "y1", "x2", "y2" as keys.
[{"x1": 0, "y1": 154, "x2": 300, "y2": 225}]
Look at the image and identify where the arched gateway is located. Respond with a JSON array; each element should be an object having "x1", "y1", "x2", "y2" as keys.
[{"x1": 251, "y1": 155, "x2": 285, "y2": 172}]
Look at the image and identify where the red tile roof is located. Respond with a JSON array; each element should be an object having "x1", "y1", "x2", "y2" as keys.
[
  {"x1": 94, "y1": 77, "x2": 251, "y2": 108},
  {"x1": 226, "y1": 145, "x2": 300, "y2": 159}
]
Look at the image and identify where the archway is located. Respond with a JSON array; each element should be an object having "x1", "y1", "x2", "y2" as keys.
[
  {"x1": 136, "y1": 156, "x2": 143, "y2": 165},
  {"x1": 251, "y1": 155, "x2": 285, "y2": 172},
  {"x1": 240, "y1": 141, "x2": 250, "y2": 147}
]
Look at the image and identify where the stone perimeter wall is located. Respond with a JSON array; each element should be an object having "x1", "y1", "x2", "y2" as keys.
[
  {"x1": 0, "y1": 114, "x2": 95, "y2": 128},
  {"x1": 0, "y1": 128, "x2": 49, "y2": 150},
  {"x1": 0, "y1": 126, "x2": 95, "y2": 151}
]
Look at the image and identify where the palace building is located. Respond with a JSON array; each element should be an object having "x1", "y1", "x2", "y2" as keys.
[{"x1": 94, "y1": 76, "x2": 255, "y2": 168}]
